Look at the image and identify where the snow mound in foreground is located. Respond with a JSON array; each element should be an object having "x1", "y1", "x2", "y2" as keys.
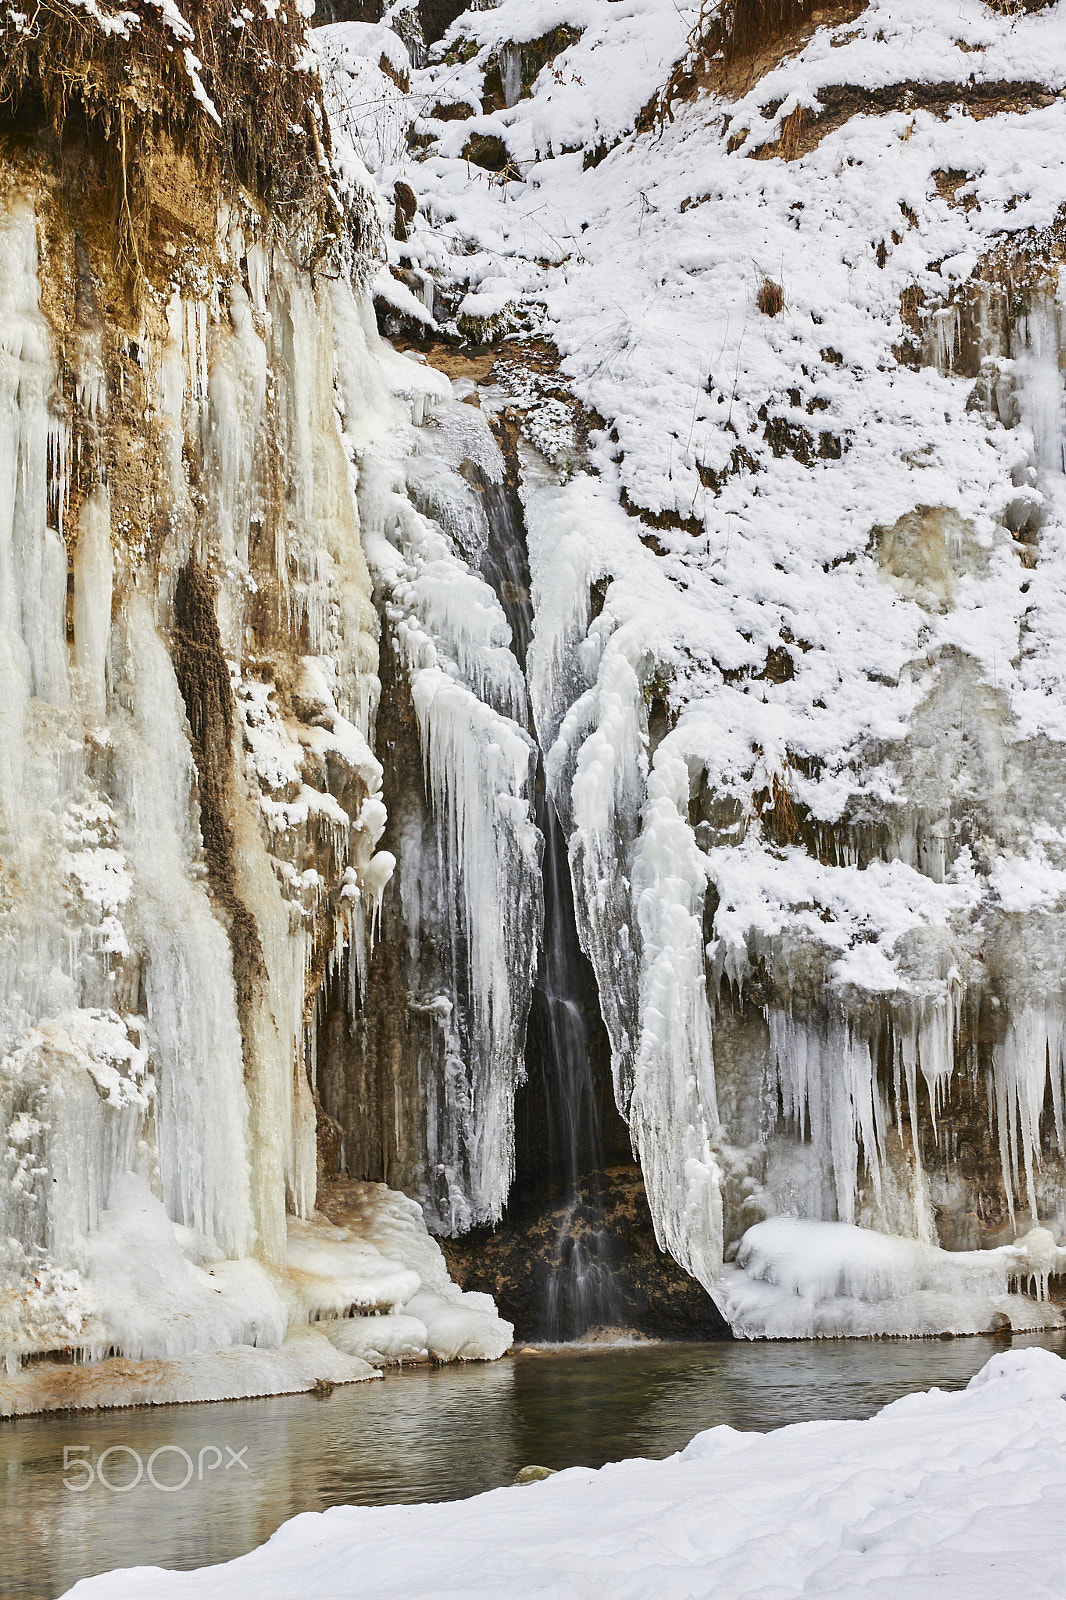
[{"x1": 63, "y1": 1347, "x2": 1066, "y2": 1599}]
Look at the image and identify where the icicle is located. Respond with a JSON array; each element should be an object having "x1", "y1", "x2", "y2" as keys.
[
  {"x1": 928, "y1": 305, "x2": 960, "y2": 375},
  {"x1": 1012, "y1": 286, "x2": 1066, "y2": 480},
  {"x1": 405, "y1": 661, "x2": 541, "y2": 1223},
  {"x1": 0, "y1": 199, "x2": 68, "y2": 706},
  {"x1": 72, "y1": 485, "x2": 113, "y2": 717},
  {"x1": 992, "y1": 1000, "x2": 1066, "y2": 1226},
  {"x1": 769, "y1": 1008, "x2": 880, "y2": 1226},
  {"x1": 202, "y1": 282, "x2": 267, "y2": 569},
  {"x1": 627, "y1": 740, "x2": 723, "y2": 1288},
  {"x1": 112, "y1": 595, "x2": 255, "y2": 1258}
]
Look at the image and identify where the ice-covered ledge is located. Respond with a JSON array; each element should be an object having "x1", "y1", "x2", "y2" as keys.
[
  {"x1": 719, "y1": 1216, "x2": 1066, "y2": 1339},
  {"x1": 0, "y1": 1181, "x2": 511, "y2": 1417}
]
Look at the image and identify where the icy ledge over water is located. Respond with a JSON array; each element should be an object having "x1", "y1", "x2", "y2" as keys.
[
  {"x1": 0, "y1": 1182, "x2": 511, "y2": 1417},
  {"x1": 721, "y1": 1217, "x2": 1065, "y2": 1340},
  {"x1": 64, "y1": 1347, "x2": 1066, "y2": 1600}
]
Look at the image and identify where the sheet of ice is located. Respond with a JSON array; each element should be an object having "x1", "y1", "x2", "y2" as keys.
[
  {"x1": 0, "y1": 1332, "x2": 378, "y2": 1419},
  {"x1": 61, "y1": 1347, "x2": 1066, "y2": 1600},
  {"x1": 0, "y1": 122, "x2": 531, "y2": 1383}
]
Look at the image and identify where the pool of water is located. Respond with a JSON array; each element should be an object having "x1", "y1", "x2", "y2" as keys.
[{"x1": 3, "y1": 1330, "x2": 1063, "y2": 1599}]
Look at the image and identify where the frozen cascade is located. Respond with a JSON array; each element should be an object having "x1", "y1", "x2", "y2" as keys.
[
  {"x1": 72, "y1": 485, "x2": 114, "y2": 718},
  {"x1": 518, "y1": 346, "x2": 1066, "y2": 1334},
  {"x1": 326, "y1": 301, "x2": 542, "y2": 1232},
  {"x1": 474, "y1": 455, "x2": 623, "y2": 1338},
  {"x1": 0, "y1": 199, "x2": 68, "y2": 709},
  {"x1": 311, "y1": 1, "x2": 1066, "y2": 1341},
  {"x1": 0, "y1": 152, "x2": 511, "y2": 1400},
  {"x1": 12, "y1": 0, "x2": 1066, "y2": 1383},
  {"x1": 111, "y1": 591, "x2": 255, "y2": 1260},
  {"x1": 523, "y1": 467, "x2": 725, "y2": 1295},
  {"x1": 1012, "y1": 285, "x2": 1066, "y2": 481},
  {"x1": 534, "y1": 797, "x2": 623, "y2": 1340}
]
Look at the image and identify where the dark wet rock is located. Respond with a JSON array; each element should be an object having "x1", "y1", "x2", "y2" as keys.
[
  {"x1": 462, "y1": 133, "x2": 510, "y2": 172},
  {"x1": 440, "y1": 1166, "x2": 733, "y2": 1343}
]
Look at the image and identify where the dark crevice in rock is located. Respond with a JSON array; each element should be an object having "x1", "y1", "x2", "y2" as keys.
[
  {"x1": 172, "y1": 558, "x2": 264, "y2": 1065},
  {"x1": 441, "y1": 1168, "x2": 733, "y2": 1341}
]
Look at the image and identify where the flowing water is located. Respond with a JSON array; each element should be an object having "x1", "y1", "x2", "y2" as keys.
[
  {"x1": 478, "y1": 467, "x2": 620, "y2": 1338},
  {"x1": 3, "y1": 1331, "x2": 1063, "y2": 1599}
]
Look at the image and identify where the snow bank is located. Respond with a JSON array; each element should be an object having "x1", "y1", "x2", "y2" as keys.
[
  {"x1": 62, "y1": 1347, "x2": 1066, "y2": 1599},
  {"x1": 721, "y1": 1216, "x2": 1065, "y2": 1339}
]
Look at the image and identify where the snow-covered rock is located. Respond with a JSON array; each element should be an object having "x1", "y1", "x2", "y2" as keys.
[{"x1": 324, "y1": 0, "x2": 1066, "y2": 1327}]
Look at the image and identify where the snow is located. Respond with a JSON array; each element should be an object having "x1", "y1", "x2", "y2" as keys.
[
  {"x1": 60, "y1": 1346, "x2": 1066, "y2": 1599},
  {"x1": 317, "y1": 22, "x2": 412, "y2": 175},
  {"x1": 321, "y1": 0, "x2": 1066, "y2": 1312},
  {"x1": 721, "y1": 1216, "x2": 1065, "y2": 1339}
]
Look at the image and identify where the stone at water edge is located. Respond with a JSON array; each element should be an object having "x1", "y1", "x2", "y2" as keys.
[{"x1": 513, "y1": 1465, "x2": 557, "y2": 1485}]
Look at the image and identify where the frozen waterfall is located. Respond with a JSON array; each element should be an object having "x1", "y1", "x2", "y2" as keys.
[{"x1": 0, "y1": 172, "x2": 511, "y2": 1403}]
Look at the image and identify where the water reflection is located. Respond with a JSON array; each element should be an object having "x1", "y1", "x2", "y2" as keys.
[{"x1": 3, "y1": 1331, "x2": 1063, "y2": 1599}]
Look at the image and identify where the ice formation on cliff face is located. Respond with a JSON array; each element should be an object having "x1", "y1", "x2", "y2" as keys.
[
  {"x1": 323, "y1": 0, "x2": 1066, "y2": 1335},
  {"x1": 317, "y1": 284, "x2": 543, "y2": 1236},
  {"x1": 7, "y1": 0, "x2": 1066, "y2": 1385},
  {"x1": 0, "y1": 54, "x2": 512, "y2": 1398}
]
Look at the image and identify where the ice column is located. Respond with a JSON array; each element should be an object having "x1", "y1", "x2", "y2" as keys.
[
  {"x1": 73, "y1": 485, "x2": 113, "y2": 716},
  {"x1": 629, "y1": 738, "x2": 723, "y2": 1288},
  {"x1": 0, "y1": 198, "x2": 67, "y2": 708},
  {"x1": 526, "y1": 473, "x2": 723, "y2": 1285},
  {"x1": 113, "y1": 595, "x2": 254, "y2": 1259}
]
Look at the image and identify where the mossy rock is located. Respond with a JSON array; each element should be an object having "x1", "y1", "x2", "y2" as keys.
[
  {"x1": 514, "y1": 1465, "x2": 557, "y2": 1485},
  {"x1": 457, "y1": 302, "x2": 518, "y2": 345}
]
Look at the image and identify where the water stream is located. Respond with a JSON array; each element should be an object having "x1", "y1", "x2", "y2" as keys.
[
  {"x1": 3, "y1": 1333, "x2": 1061, "y2": 1599},
  {"x1": 478, "y1": 466, "x2": 621, "y2": 1337}
]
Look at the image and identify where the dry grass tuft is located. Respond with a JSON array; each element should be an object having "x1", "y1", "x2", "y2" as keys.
[
  {"x1": 899, "y1": 283, "x2": 926, "y2": 331},
  {"x1": 754, "y1": 768, "x2": 801, "y2": 846},
  {"x1": 721, "y1": 0, "x2": 822, "y2": 60},
  {"x1": 753, "y1": 102, "x2": 810, "y2": 160},
  {"x1": 757, "y1": 276, "x2": 785, "y2": 315},
  {"x1": 0, "y1": 0, "x2": 339, "y2": 280},
  {"x1": 776, "y1": 104, "x2": 808, "y2": 159}
]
